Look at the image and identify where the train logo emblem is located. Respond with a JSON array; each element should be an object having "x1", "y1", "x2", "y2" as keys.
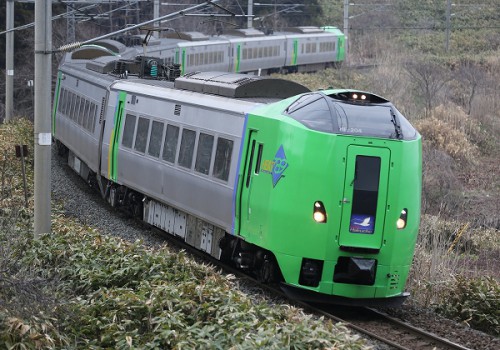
[
  {"x1": 349, "y1": 214, "x2": 375, "y2": 234},
  {"x1": 261, "y1": 145, "x2": 288, "y2": 187}
]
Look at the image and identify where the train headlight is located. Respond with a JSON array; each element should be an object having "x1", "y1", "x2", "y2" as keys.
[
  {"x1": 313, "y1": 201, "x2": 327, "y2": 223},
  {"x1": 396, "y1": 209, "x2": 408, "y2": 229}
]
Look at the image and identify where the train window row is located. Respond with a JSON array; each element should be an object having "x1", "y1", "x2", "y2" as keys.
[
  {"x1": 302, "y1": 42, "x2": 335, "y2": 54},
  {"x1": 303, "y1": 42, "x2": 317, "y2": 54},
  {"x1": 319, "y1": 41, "x2": 335, "y2": 52},
  {"x1": 242, "y1": 45, "x2": 280, "y2": 60},
  {"x1": 122, "y1": 114, "x2": 233, "y2": 182},
  {"x1": 58, "y1": 88, "x2": 98, "y2": 133},
  {"x1": 187, "y1": 51, "x2": 224, "y2": 66}
]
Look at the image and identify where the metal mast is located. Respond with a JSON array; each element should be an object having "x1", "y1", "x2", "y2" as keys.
[
  {"x1": 34, "y1": 0, "x2": 52, "y2": 236},
  {"x1": 5, "y1": 0, "x2": 14, "y2": 122}
]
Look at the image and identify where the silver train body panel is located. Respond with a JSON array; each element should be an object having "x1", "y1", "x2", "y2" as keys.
[{"x1": 101, "y1": 80, "x2": 260, "y2": 231}]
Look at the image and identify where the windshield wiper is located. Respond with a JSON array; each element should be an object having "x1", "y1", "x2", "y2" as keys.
[{"x1": 390, "y1": 108, "x2": 403, "y2": 140}]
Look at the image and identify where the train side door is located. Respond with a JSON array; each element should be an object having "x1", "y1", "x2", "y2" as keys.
[
  {"x1": 338, "y1": 145, "x2": 390, "y2": 250},
  {"x1": 238, "y1": 130, "x2": 261, "y2": 234}
]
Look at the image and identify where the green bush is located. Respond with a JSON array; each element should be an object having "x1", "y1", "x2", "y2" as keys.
[
  {"x1": 0, "y1": 213, "x2": 368, "y2": 349},
  {"x1": 436, "y1": 276, "x2": 500, "y2": 336}
]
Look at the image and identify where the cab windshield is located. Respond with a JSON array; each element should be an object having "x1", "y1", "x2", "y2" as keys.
[{"x1": 285, "y1": 92, "x2": 418, "y2": 140}]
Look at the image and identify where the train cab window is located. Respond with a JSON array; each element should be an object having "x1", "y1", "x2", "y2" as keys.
[
  {"x1": 255, "y1": 144, "x2": 263, "y2": 174},
  {"x1": 148, "y1": 121, "x2": 165, "y2": 158},
  {"x1": 178, "y1": 128, "x2": 196, "y2": 169},
  {"x1": 350, "y1": 156, "x2": 381, "y2": 234},
  {"x1": 122, "y1": 114, "x2": 137, "y2": 149},
  {"x1": 286, "y1": 94, "x2": 334, "y2": 133},
  {"x1": 162, "y1": 124, "x2": 180, "y2": 163},
  {"x1": 195, "y1": 133, "x2": 214, "y2": 175},
  {"x1": 213, "y1": 137, "x2": 233, "y2": 182},
  {"x1": 134, "y1": 117, "x2": 150, "y2": 153}
]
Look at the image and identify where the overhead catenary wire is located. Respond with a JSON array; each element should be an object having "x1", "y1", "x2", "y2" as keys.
[{"x1": 52, "y1": 0, "x2": 223, "y2": 52}]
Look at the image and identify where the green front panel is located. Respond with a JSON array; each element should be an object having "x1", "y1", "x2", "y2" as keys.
[
  {"x1": 338, "y1": 146, "x2": 390, "y2": 249},
  {"x1": 236, "y1": 100, "x2": 421, "y2": 297}
]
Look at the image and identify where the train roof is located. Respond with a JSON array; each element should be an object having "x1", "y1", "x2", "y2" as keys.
[
  {"x1": 111, "y1": 79, "x2": 262, "y2": 116},
  {"x1": 175, "y1": 71, "x2": 309, "y2": 99}
]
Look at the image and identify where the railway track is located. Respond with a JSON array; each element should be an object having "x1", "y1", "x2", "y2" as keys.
[
  {"x1": 312, "y1": 305, "x2": 472, "y2": 350},
  {"x1": 53, "y1": 149, "x2": 478, "y2": 350},
  {"x1": 150, "y1": 227, "x2": 471, "y2": 350}
]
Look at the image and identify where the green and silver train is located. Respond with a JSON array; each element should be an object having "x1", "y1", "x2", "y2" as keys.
[{"x1": 53, "y1": 53, "x2": 420, "y2": 306}]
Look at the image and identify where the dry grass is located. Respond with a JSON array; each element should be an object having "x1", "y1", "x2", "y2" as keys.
[{"x1": 408, "y1": 215, "x2": 500, "y2": 307}]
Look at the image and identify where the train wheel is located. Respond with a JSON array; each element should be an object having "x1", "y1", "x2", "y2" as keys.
[
  {"x1": 109, "y1": 187, "x2": 118, "y2": 207},
  {"x1": 56, "y1": 140, "x2": 68, "y2": 157},
  {"x1": 258, "y1": 255, "x2": 279, "y2": 284}
]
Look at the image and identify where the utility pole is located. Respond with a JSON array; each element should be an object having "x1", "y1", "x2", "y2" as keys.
[
  {"x1": 273, "y1": 0, "x2": 277, "y2": 32},
  {"x1": 154, "y1": 0, "x2": 160, "y2": 36},
  {"x1": 445, "y1": 0, "x2": 452, "y2": 52},
  {"x1": 5, "y1": 0, "x2": 14, "y2": 123},
  {"x1": 67, "y1": 4, "x2": 76, "y2": 43},
  {"x1": 343, "y1": 0, "x2": 349, "y2": 65},
  {"x1": 34, "y1": 0, "x2": 52, "y2": 237},
  {"x1": 247, "y1": 0, "x2": 253, "y2": 28}
]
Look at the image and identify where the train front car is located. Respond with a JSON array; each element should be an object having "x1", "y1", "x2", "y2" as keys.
[{"x1": 235, "y1": 90, "x2": 421, "y2": 306}]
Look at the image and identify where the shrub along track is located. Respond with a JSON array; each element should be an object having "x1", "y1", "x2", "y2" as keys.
[
  {"x1": 52, "y1": 148, "x2": 499, "y2": 350},
  {"x1": 146, "y1": 227, "x2": 477, "y2": 350}
]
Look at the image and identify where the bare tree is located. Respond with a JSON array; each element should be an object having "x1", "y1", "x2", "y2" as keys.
[
  {"x1": 406, "y1": 58, "x2": 451, "y2": 118},
  {"x1": 453, "y1": 61, "x2": 484, "y2": 116}
]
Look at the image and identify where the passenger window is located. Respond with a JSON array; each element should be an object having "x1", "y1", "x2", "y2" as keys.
[
  {"x1": 91, "y1": 103, "x2": 97, "y2": 132},
  {"x1": 88, "y1": 103, "x2": 96, "y2": 133},
  {"x1": 82, "y1": 100, "x2": 90, "y2": 130},
  {"x1": 213, "y1": 138, "x2": 233, "y2": 181},
  {"x1": 58, "y1": 89, "x2": 65, "y2": 112},
  {"x1": 66, "y1": 91, "x2": 72, "y2": 116},
  {"x1": 69, "y1": 93, "x2": 79, "y2": 120},
  {"x1": 148, "y1": 121, "x2": 164, "y2": 158},
  {"x1": 162, "y1": 124, "x2": 179, "y2": 163},
  {"x1": 79, "y1": 99, "x2": 88, "y2": 127},
  {"x1": 134, "y1": 117, "x2": 150, "y2": 153},
  {"x1": 122, "y1": 114, "x2": 137, "y2": 148},
  {"x1": 61, "y1": 89, "x2": 67, "y2": 114},
  {"x1": 178, "y1": 128, "x2": 196, "y2": 169},
  {"x1": 78, "y1": 97, "x2": 85, "y2": 123},
  {"x1": 195, "y1": 133, "x2": 214, "y2": 175}
]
